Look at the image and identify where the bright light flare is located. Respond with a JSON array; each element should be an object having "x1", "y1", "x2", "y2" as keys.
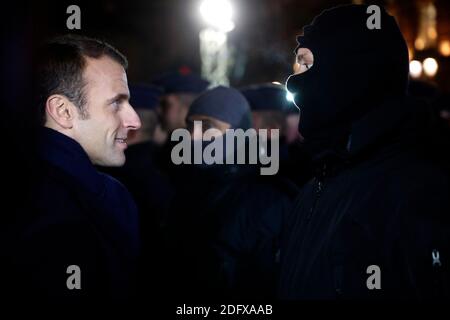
[
  {"x1": 423, "y1": 57, "x2": 438, "y2": 77},
  {"x1": 200, "y1": 0, "x2": 235, "y2": 32},
  {"x1": 286, "y1": 91, "x2": 295, "y2": 102},
  {"x1": 409, "y1": 60, "x2": 422, "y2": 78}
]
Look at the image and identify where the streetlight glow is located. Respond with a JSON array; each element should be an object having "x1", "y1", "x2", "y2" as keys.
[
  {"x1": 423, "y1": 57, "x2": 438, "y2": 77},
  {"x1": 200, "y1": 0, "x2": 235, "y2": 33},
  {"x1": 439, "y1": 40, "x2": 450, "y2": 57},
  {"x1": 409, "y1": 60, "x2": 422, "y2": 78}
]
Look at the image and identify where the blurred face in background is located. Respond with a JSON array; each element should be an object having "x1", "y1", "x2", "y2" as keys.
[
  {"x1": 285, "y1": 113, "x2": 303, "y2": 144},
  {"x1": 161, "y1": 93, "x2": 197, "y2": 131},
  {"x1": 126, "y1": 108, "x2": 168, "y2": 146},
  {"x1": 441, "y1": 110, "x2": 450, "y2": 127},
  {"x1": 187, "y1": 115, "x2": 231, "y2": 141},
  {"x1": 251, "y1": 110, "x2": 285, "y2": 140}
]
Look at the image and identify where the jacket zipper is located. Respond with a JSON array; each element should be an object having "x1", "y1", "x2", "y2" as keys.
[{"x1": 306, "y1": 164, "x2": 326, "y2": 220}]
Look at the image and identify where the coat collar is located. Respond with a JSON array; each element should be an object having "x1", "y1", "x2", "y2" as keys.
[
  {"x1": 347, "y1": 96, "x2": 425, "y2": 156},
  {"x1": 37, "y1": 127, "x2": 105, "y2": 196}
]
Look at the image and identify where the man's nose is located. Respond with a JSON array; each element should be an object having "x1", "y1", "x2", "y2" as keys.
[{"x1": 122, "y1": 103, "x2": 142, "y2": 130}]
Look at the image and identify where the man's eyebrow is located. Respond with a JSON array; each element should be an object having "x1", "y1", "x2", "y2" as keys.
[
  {"x1": 106, "y1": 93, "x2": 129, "y2": 104},
  {"x1": 202, "y1": 119, "x2": 214, "y2": 126}
]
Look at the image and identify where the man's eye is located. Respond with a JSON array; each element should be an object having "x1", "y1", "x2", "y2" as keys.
[
  {"x1": 202, "y1": 123, "x2": 213, "y2": 131},
  {"x1": 111, "y1": 101, "x2": 121, "y2": 109},
  {"x1": 297, "y1": 62, "x2": 312, "y2": 73}
]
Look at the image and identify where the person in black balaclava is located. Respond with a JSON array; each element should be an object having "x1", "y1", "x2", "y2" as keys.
[
  {"x1": 286, "y1": 4, "x2": 410, "y2": 158},
  {"x1": 241, "y1": 83, "x2": 292, "y2": 133},
  {"x1": 279, "y1": 4, "x2": 450, "y2": 299},
  {"x1": 166, "y1": 86, "x2": 298, "y2": 300}
]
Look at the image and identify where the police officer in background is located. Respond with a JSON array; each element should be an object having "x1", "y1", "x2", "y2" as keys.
[
  {"x1": 166, "y1": 86, "x2": 298, "y2": 300},
  {"x1": 152, "y1": 67, "x2": 210, "y2": 133},
  {"x1": 152, "y1": 68, "x2": 210, "y2": 176},
  {"x1": 242, "y1": 83, "x2": 313, "y2": 187}
]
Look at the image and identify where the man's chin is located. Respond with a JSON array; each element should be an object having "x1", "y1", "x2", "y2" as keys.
[
  {"x1": 109, "y1": 156, "x2": 126, "y2": 167},
  {"x1": 95, "y1": 154, "x2": 126, "y2": 167}
]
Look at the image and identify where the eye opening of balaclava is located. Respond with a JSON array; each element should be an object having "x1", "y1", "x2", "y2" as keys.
[{"x1": 286, "y1": 4, "x2": 409, "y2": 156}]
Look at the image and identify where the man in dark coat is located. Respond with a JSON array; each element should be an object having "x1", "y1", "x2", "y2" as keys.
[
  {"x1": 166, "y1": 86, "x2": 298, "y2": 300},
  {"x1": 278, "y1": 5, "x2": 450, "y2": 299},
  {"x1": 98, "y1": 83, "x2": 175, "y2": 297},
  {"x1": 100, "y1": 84, "x2": 174, "y2": 228},
  {"x1": 7, "y1": 35, "x2": 142, "y2": 301}
]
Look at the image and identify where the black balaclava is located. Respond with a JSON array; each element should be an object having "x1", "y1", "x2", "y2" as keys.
[{"x1": 286, "y1": 4, "x2": 409, "y2": 159}]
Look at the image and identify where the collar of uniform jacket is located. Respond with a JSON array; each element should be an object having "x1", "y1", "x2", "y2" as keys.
[
  {"x1": 347, "y1": 96, "x2": 428, "y2": 157},
  {"x1": 37, "y1": 127, "x2": 105, "y2": 197}
]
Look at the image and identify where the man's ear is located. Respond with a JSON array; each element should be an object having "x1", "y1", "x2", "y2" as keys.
[{"x1": 45, "y1": 95, "x2": 76, "y2": 129}]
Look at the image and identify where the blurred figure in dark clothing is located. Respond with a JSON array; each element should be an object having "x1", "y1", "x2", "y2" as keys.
[
  {"x1": 242, "y1": 83, "x2": 291, "y2": 138},
  {"x1": 152, "y1": 68, "x2": 210, "y2": 178},
  {"x1": 279, "y1": 5, "x2": 450, "y2": 299},
  {"x1": 242, "y1": 83, "x2": 313, "y2": 187},
  {"x1": 7, "y1": 35, "x2": 142, "y2": 301},
  {"x1": 407, "y1": 80, "x2": 450, "y2": 177},
  {"x1": 152, "y1": 67, "x2": 209, "y2": 133},
  {"x1": 434, "y1": 93, "x2": 450, "y2": 128},
  {"x1": 285, "y1": 102, "x2": 303, "y2": 145},
  {"x1": 166, "y1": 86, "x2": 298, "y2": 300},
  {"x1": 407, "y1": 79, "x2": 439, "y2": 103},
  {"x1": 431, "y1": 93, "x2": 450, "y2": 177},
  {"x1": 126, "y1": 84, "x2": 168, "y2": 147}
]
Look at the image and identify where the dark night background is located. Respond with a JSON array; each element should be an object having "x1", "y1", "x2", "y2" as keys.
[
  {"x1": 1, "y1": 1, "x2": 450, "y2": 312},
  {"x1": 23, "y1": 0, "x2": 450, "y2": 91}
]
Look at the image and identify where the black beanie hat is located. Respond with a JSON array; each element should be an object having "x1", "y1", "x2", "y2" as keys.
[
  {"x1": 129, "y1": 84, "x2": 162, "y2": 110},
  {"x1": 187, "y1": 86, "x2": 252, "y2": 130},
  {"x1": 241, "y1": 83, "x2": 296, "y2": 113},
  {"x1": 151, "y1": 68, "x2": 210, "y2": 95},
  {"x1": 286, "y1": 4, "x2": 409, "y2": 141}
]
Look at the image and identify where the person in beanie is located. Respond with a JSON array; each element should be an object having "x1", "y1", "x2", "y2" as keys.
[
  {"x1": 241, "y1": 83, "x2": 292, "y2": 136},
  {"x1": 166, "y1": 86, "x2": 298, "y2": 300},
  {"x1": 242, "y1": 83, "x2": 313, "y2": 188},
  {"x1": 152, "y1": 68, "x2": 211, "y2": 179},
  {"x1": 279, "y1": 4, "x2": 450, "y2": 299}
]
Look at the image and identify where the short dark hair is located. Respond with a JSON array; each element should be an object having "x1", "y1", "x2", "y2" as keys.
[{"x1": 34, "y1": 34, "x2": 128, "y2": 124}]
